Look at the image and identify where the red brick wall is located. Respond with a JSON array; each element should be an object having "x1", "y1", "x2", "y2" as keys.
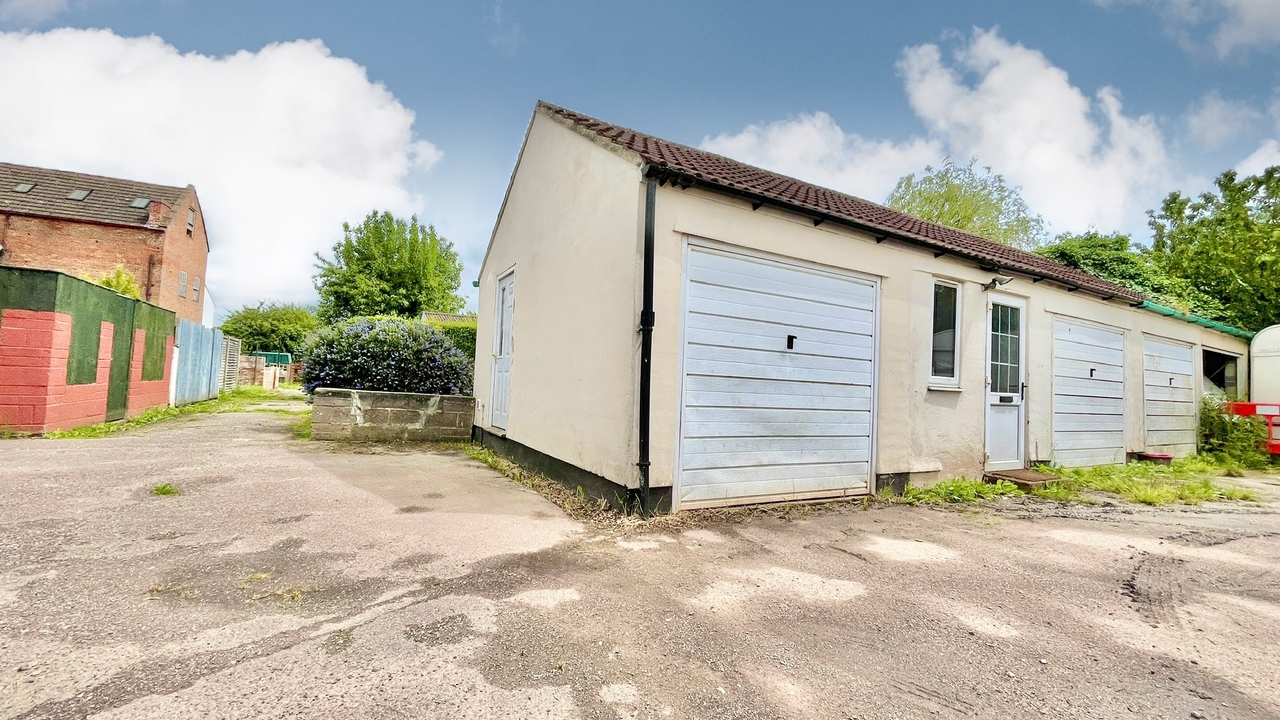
[
  {"x1": 0, "y1": 213, "x2": 161, "y2": 299},
  {"x1": 0, "y1": 309, "x2": 113, "y2": 432},
  {"x1": 0, "y1": 189, "x2": 209, "y2": 325},
  {"x1": 127, "y1": 328, "x2": 175, "y2": 416},
  {"x1": 153, "y1": 189, "x2": 209, "y2": 325}
]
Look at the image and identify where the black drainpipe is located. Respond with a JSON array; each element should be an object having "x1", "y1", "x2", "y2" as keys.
[{"x1": 636, "y1": 174, "x2": 657, "y2": 515}]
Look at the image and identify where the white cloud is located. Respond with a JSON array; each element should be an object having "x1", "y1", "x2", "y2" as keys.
[
  {"x1": 700, "y1": 112, "x2": 940, "y2": 202},
  {"x1": 1094, "y1": 0, "x2": 1280, "y2": 58},
  {"x1": 702, "y1": 29, "x2": 1169, "y2": 238},
  {"x1": 1185, "y1": 92, "x2": 1262, "y2": 148},
  {"x1": 0, "y1": 29, "x2": 440, "y2": 313},
  {"x1": 1236, "y1": 139, "x2": 1280, "y2": 176},
  {"x1": 486, "y1": 1, "x2": 522, "y2": 55},
  {"x1": 0, "y1": 0, "x2": 68, "y2": 24}
]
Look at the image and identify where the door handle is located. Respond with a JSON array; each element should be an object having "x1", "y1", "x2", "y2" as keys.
[{"x1": 786, "y1": 334, "x2": 797, "y2": 350}]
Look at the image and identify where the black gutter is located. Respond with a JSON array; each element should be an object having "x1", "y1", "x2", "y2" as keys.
[
  {"x1": 636, "y1": 175, "x2": 657, "y2": 515},
  {"x1": 643, "y1": 165, "x2": 1141, "y2": 305}
]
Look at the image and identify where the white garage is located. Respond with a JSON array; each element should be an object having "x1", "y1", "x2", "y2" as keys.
[
  {"x1": 1143, "y1": 336, "x2": 1197, "y2": 456},
  {"x1": 1051, "y1": 318, "x2": 1127, "y2": 467},
  {"x1": 678, "y1": 245, "x2": 877, "y2": 507}
]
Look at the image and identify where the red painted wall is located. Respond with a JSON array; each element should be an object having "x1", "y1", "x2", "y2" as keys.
[
  {"x1": 127, "y1": 328, "x2": 175, "y2": 416},
  {"x1": 0, "y1": 309, "x2": 113, "y2": 432}
]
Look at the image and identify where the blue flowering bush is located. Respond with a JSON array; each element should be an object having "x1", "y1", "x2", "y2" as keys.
[{"x1": 299, "y1": 316, "x2": 473, "y2": 396}]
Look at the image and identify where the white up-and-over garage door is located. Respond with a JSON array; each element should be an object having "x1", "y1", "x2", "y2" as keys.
[
  {"x1": 1143, "y1": 337, "x2": 1197, "y2": 456},
  {"x1": 1052, "y1": 318, "x2": 1127, "y2": 467},
  {"x1": 679, "y1": 246, "x2": 877, "y2": 508}
]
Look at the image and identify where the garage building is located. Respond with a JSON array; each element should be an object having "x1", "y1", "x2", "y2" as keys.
[{"x1": 472, "y1": 102, "x2": 1252, "y2": 512}]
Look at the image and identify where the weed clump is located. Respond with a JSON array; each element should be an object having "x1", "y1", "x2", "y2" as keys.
[
  {"x1": 150, "y1": 483, "x2": 181, "y2": 496},
  {"x1": 901, "y1": 478, "x2": 1023, "y2": 504}
]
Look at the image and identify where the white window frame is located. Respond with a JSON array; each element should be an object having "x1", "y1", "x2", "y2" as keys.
[
  {"x1": 178, "y1": 271, "x2": 188, "y2": 298},
  {"x1": 192, "y1": 277, "x2": 200, "y2": 302},
  {"x1": 929, "y1": 278, "x2": 962, "y2": 389}
]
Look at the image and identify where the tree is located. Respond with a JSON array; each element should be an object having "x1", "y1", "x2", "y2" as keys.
[
  {"x1": 314, "y1": 211, "x2": 465, "y2": 323},
  {"x1": 1148, "y1": 167, "x2": 1280, "y2": 332},
  {"x1": 1036, "y1": 232, "x2": 1224, "y2": 319},
  {"x1": 219, "y1": 302, "x2": 319, "y2": 355},
  {"x1": 94, "y1": 264, "x2": 142, "y2": 299},
  {"x1": 886, "y1": 157, "x2": 1047, "y2": 250}
]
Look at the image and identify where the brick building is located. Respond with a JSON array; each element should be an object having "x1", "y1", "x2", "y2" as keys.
[{"x1": 0, "y1": 162, "x2": 210, "y2": 324}]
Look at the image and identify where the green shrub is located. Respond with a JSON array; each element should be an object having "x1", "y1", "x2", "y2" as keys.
[
  {"x1": 901, "y1": 478, "x2": 1022, "y2": 504},
  {"x1": 299, "y1": 316, "x2": 473, "y2": 396},
  {"x1": 429, "y1": 319, "x2": 477, "y2": 361},
  {"x1": 1198, "y1": 396, "x2": 1270, "y2": 469}
]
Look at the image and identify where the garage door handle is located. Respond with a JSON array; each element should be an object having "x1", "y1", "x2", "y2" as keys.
[
  {"x1": 1089, "y1": 368, "x2": 1096, "y2": 378},
  {"x1": 1169, "y1": 377, "x2": 1174, "y2": 386},
  {"x1": 786, "y1": 334, "x2": 797, "y2": 350}
]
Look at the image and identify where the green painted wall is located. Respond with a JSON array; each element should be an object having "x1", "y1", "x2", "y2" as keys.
[{"x1": 0, "y1": 268, "x2": 176, "y2": 421}]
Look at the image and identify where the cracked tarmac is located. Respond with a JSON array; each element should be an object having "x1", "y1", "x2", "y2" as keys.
[{"x1": 2, "y1": 410, "x2": 1279, "y2": 719}]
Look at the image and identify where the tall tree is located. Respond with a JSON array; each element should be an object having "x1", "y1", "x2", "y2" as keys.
[
  {"x1": 886, "y1": 157, "x2": 1047, "y2": 250},
  {"x1": 219, "y1": 302, "x2": 320, "y2": 355},
  {"x1": 1036, "y1": 232, "x2": 1224, "y2": 319},
  {"x1": 314, "y1": 211, "x2": 465, "y2": 323},
  {"x1": 1148, "y1": 167, "x2": 1280, "y2": 332}
]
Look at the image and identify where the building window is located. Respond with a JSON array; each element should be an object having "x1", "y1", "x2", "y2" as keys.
[
  {"x1": 179, "y1": 271, "x2": 188, "y2": 298},
  {"x1": 192, "y1": 277, "x2": 200, "y2": 302},
  {"x1": 1203, "y1": 349, "x2": 1239, "y2": 398},
  {"x1": 931, "y1": 280, "x2": 960, "y2": 385},
  {"x1": 187, "y1": 208, "x2": 195, "y2": 236},
  {"x1": 66, "y1": 189, "x2": 91, "y2": 201}
]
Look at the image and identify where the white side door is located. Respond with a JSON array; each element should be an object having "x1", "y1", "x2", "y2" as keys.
[
  {"x1": 490, "y1": 271, "x2": 515, "y2": 429},
  {"x1": 985, "y1": 295, "x2": 1026, "y2": 471}
]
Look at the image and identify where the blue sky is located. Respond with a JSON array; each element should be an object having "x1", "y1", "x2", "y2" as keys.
[{"x1": 1, "y1": 0, "x2": 1278, "y2": 314}]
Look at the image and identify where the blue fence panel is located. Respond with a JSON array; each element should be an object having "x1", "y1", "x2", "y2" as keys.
[{"x1": 174, "y1": 319, "x2": 224, "y2": 406}]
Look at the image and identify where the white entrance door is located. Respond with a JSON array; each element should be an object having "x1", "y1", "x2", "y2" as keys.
[
  {"x1": 1051, "y1": 318, "x2": 1126, "y2": 467},
  {"x1": 1143, "y1": 337, "x2": 1196, "y2": 456},
  {"x1": 679, "y1": 246, "x2": 877, "y2": 508},
  {"x1": 490, "y1": 271, "x2": 515, "y2": 429},
  {"x1": 985, "y1": 295, "x2": 1026, "y2": 471}
]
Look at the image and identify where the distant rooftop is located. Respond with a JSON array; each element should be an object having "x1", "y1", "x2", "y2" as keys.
[{"x1": 0, "y1": 162, "x2": 190, "y2": 229}]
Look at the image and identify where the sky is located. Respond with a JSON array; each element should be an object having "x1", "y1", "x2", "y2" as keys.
[{"x1": 0, "y1": 0, "x2": 1277, "y2": 317}]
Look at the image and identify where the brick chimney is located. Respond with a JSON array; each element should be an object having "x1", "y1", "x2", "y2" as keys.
[{"x1": 147, "y1": 200, "x2": 171, "y2": 228}]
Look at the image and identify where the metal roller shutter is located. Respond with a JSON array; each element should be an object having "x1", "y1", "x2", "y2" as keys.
[
  {"x1": 1052, "y1": 318, "x2": 1126, "y2": 467},
  {"x1": 1143, "y1": 337, "x2": 1197, "y2": 456}
]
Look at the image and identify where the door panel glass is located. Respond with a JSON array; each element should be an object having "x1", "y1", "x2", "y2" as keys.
[{"x1": 990, "y1": 304, "x2": 1021, "y2": 395}]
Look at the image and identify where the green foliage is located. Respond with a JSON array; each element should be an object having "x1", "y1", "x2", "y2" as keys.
[
  {"x1": 1035, "y1": 232, "x2": 1225, "y2": 318},
  {"x1": 887, "y1": 157, "x2": 1047, "y2": 250},
  {"x1": 901, "y1": 478, "x2": 1023, "y2": 504},
  {"x1": 94, "y1": 264, "x2": 142, "y2": 300},
  {"x1": 1148, "y1": 166, "x2": 1280, "y2": 332},
  {"x1": 299, "y1": 316, "x2": 473, "y2": 396},
  {"x1": 1198, "y1": 396, "x2": 1271, "y2": 469},
  {"x1": 1038, "y1": 456, "x2": 1259, "y2": 505},
  {"x1": 427, "y1": 318, "x2": 478, "y2": 360},
  {"x1": 219, "y1": 302, "x2": 319, "y2": 355},
  {"x1": 315, "y1": 211, "x2": 465, "y2": 323},
  {"x1": 151, "y1": 483, "x2": 181, "y2": 496}
]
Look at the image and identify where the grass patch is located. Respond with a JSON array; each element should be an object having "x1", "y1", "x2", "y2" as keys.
[
  {"x1": 1036, "y1": 456, "x2": 1260, "y2": 505},
  {"x1": 900, "y1": 478, "x2": 1023, "y2": 505},
  {"x1": 289, "y1": 415, "x2": 313, "y2": 441},
  {"x1": 45, "y1": 386, "x2": 305, "y2": 439},
  {"x1": 1031, "y1": 482, "x2": 1084, "y2": 502},
  {"x1": 150, "y1": 483, "x2": 181, "y2": 496}
]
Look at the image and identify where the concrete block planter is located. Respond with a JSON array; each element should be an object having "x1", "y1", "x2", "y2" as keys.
[{"x1": 311, "y1": 388, "x2": 475, "y2": 442}]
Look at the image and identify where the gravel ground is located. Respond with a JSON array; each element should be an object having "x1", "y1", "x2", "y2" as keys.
[{"x1": 2, "y1": 409, "x2": 1279, "y2": 719}]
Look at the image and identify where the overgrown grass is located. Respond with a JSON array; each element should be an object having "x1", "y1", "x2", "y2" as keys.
[
  {"x1": 900, "y1": 478, "x2": 1023, "y2": 505},
  {"x1": 45, "y1": 386, "x2": 304, "y2": 439},
  {"x1": 1036, "y1": 456, "x2": 1259, "y2": 505},
  {"x1": 151, "y1": 483, "x2": 181, "y2": 496}
]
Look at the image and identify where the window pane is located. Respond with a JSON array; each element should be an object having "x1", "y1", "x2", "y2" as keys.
[{"x1": 931, "y1": 284, "x2": 957, "y2": 378}]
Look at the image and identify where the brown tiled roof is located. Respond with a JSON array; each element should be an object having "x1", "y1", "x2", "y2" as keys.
[
  {"x1": 538, "y1": 102, "x2": 1144, "y2": 303},
  {"x1": 0, "y1": 162, "x2": 189, "y2": 229}
]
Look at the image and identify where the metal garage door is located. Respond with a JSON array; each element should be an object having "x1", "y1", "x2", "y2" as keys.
[
  {"x1": 1052, "y1": 318, "x2": 1126, "y2": 467},
  {"x1": 1143, "y1": 337, "x2": 1197, "y2": 456},
  {"x1": 679, "y1": 246, "x2": 876, "y2": 508}
]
